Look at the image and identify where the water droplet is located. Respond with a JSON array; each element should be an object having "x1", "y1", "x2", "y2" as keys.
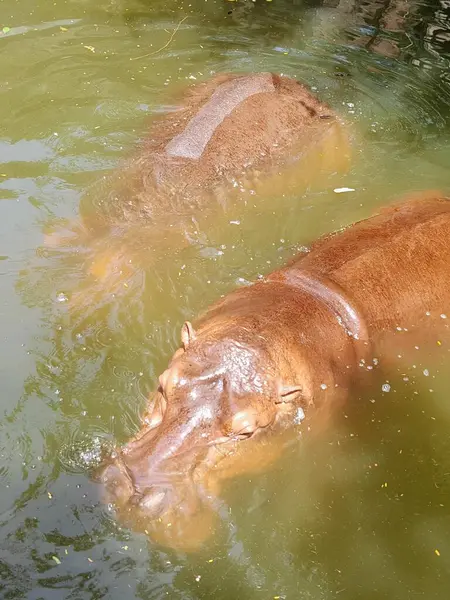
[
  {"x1": 294, "y1": 407, "x2": 305, "y2": 423},
  {"x1": 382, "y1": 383, "x2": 391, "y2": 392}
]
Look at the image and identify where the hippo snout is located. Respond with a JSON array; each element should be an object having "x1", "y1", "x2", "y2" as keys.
[
  {"x1": 96, "y1": 460, "x2": 134, "y2": 507},
  {"x1": 97, "y1": 457, "x2": 185, "y2": 520},
  {"x1": 134, "y1": 485, "x2": 171, "y2": 519}
]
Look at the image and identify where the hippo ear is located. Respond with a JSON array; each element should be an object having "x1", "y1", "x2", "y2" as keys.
[
  {"x1": 181, "y1": 321, "x2": 197, "y2": 349},
  {"x1": 277, "y1": 384, "x2": 303, "y2": 403}
]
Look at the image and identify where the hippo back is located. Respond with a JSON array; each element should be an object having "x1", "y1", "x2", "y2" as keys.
[
  {"x1": 81, "y1": 72, "x2": 349, "y2": 226},
  {"x1": 280, "y1": 193, "x2": 450, "y2": 331}
]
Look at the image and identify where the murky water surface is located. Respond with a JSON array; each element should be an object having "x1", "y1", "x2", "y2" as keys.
[{"x1": 2, "y1": 0, "x2": 450, "y2": 597}]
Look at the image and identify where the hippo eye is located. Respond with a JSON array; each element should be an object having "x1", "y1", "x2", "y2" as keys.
[
  {"x1": 158, "y1": 368, "x2": 179, "y2": 399},
  {"x1": 157, "y1": 384, "x2": 168, "y2": 404},
  {"x1": 224, "y1": 410, "x2": 259, "y2": 440},
  {"x1": 233, "y1": 430, "x2": 254, "y2": 440}
]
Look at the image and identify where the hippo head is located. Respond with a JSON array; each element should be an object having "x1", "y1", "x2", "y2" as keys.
[{"x1": 98, "y1": 320, "x2": 307, "y2": 549}]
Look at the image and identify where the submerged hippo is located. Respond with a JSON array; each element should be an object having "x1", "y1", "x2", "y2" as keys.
[
  {"x1": 85, "y1": 72, "x2": 349, "y2": 226},
  {"x1": 46, "y1": 72, "x2": 350, "y2": 307},
  {"x1": 97, "y1": 192, "x2": 450, "y2": 550}
]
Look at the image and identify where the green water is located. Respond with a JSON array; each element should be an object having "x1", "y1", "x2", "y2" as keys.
[{"x1": 2, "y1": 0, "x2": 450, "y2": 597}]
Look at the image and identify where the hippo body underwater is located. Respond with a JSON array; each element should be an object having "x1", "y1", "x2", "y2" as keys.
[
  {"x1": 46, "y1": 72, "x2": 350, "y2": 306},
  {"x1": 97, "y1": 193, "x2": 450, "y2": 549},
  {"x1": 80, "y1": 71, "x2": 349, "y2": 228}
]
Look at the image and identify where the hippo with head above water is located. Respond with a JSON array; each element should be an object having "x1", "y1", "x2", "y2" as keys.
[{"x1": 97, "y1": 192, "x2": 450, "y2": 550}]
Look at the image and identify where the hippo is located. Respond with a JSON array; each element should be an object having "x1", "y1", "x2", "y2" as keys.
[
  {"x1": 45, "y1": 73, "x2": 350, "y2": 308},
  {"x1": 96, "y1": 192, "x2": 450, "y2": 549},
  {"x1": 78, "y1": 72, "x2": 349, "y2": 227}
]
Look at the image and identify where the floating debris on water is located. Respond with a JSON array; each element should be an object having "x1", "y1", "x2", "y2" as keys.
[{"x1": 334, "y1": 187, "x2": 355, "y2": 194}]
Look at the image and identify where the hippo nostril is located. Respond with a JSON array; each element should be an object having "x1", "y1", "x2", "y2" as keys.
[
  {"x1": 100, "y1": 464, "x2": 122, "y2": 484},
  {"x1": 97, "y1": 462, "x2": 135, "y2": 507},
  {"x1": 140, "y1": 490, "x2": 166, "y2": 510},
  {"x1": 136, "y1": 487, "x2": 170, "y2": 518}
]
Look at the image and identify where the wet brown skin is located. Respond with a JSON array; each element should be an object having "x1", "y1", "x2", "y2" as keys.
[
  {"x1": 98, "y1": 192, "x2": 450, "y2": 550},
  {"x1": 84, "y1": 72, "x2": 348, "y2": 226},
  {"x1": 45, "y1": 72, "x2": 350, "y2": 308}
]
